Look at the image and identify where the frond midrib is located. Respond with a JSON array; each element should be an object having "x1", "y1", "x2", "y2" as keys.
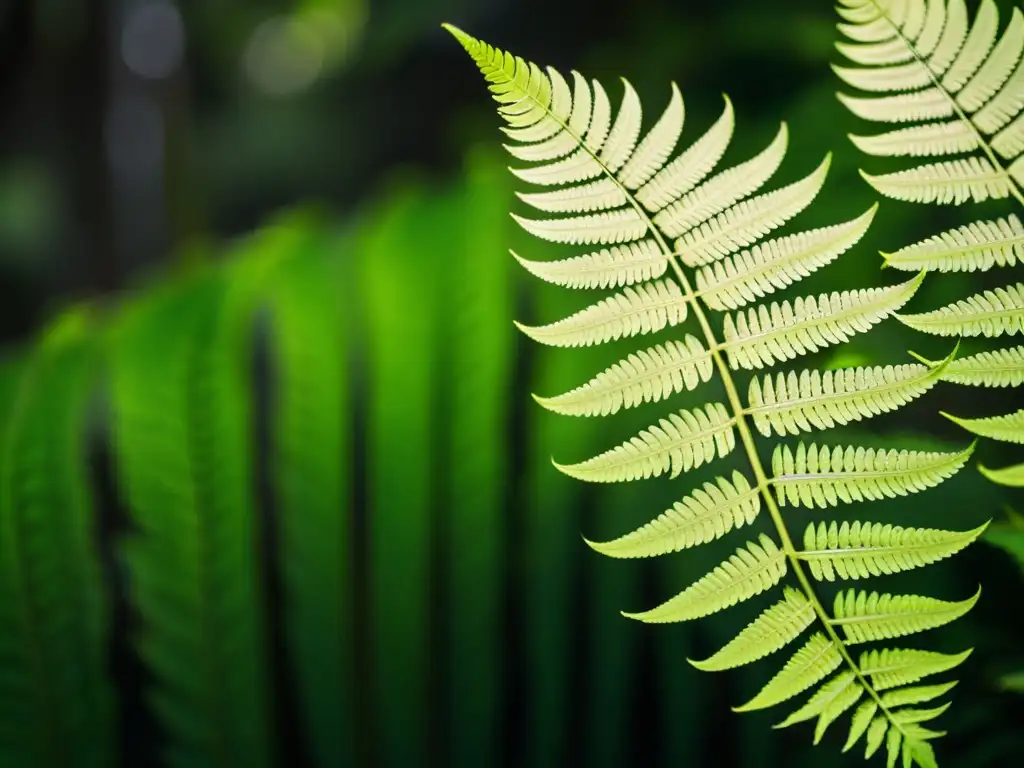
[
  {"x1": 488, "y1": 53, "x2": 908, "y2": 737},
  {"x1": 861, "y1": 0, "x2": 1024, "y2": 206}
]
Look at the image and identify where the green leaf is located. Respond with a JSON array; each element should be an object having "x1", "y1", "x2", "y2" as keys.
[
  {"x1": 830, "y1": 588, "x2": 982, "y2": 644},
  {"x1": 733, "y1": 632, "x2": 842, "y2": 712}
]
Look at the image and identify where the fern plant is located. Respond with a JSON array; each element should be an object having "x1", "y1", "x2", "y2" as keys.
[
  {"x1": 833, "y1": 0, "x2": 1024, "y2": 486},
  {"x1": 445, "y1": 23, "x2": 988, "y2": 766}
]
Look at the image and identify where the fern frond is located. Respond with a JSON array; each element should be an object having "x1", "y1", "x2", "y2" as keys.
[
  {"x1": 942, "y1": 408, "x2": 1024, "y2": 443},
  {"x1": 511, "y1": 241, "x2": 666, "y2": 289},
  {"x1": 585, "y1": 470, "x2": 759, "y2": 558},
  {"x1": 733, "y1": 632, "x2": 843, "y2": 712},
  {"x1": 534, "y1": 336, "x2": 712, "y2": 416},
  {"x1": 830, "y1": 588, "x2": 981, "y2": 644},
  {"x1": 450, "y1": 22, "x2": 984, "y2": 763},
  {"x1": 799, "y1": 520, "x2": 989, "y2": 581},
  {"x1": 978, "y1": 461, "x2": 1024, "y2": 486},
  {"x1": 688, "y1": 587, "x2": 814, "y2": 671},
  {"x1": 771, "y1": 441, "x2": 974, "y2": 508},
  {"x1": 623, "y1": 534, "x2": 786, "y2": 623},
  {"x1": 721, "y1": 272, "x2": 923, "y2": 370},
  {"x1": 896, "y1": 282, "x2": 1024, "y2": 337},
  {"x1": 912, "y1": 345, "x2": 1024, "y2": 387},
  {"x1": 695, "y1": 205, "x2": 877, "y2": 310},
  {"x1": 747, "y1": 356, "x2": 950, "y2": 437},
  {"x1": 515, "y1": 278, "x2": 688, "y2": 347},
  {"x1": 861, "y1": 158, "x2": 1012, "y2": 204},
  {"x1": 882, "y1": 215, "x2": 1024, "y2": 272},
  {"x1": 554, "y1": 402, "x2": 735, "y2": 482}
]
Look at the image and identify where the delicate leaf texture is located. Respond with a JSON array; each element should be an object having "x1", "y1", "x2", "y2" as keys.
[
  {"x1": 586, "y1": 471, "x2": 759, "y2": 558},
  {"x1": 722, "y1": 272, "x2": 924, "y2": 370},
  {"x1": 688, "y1": 588, "x2": 814, "y2": 671},
  {"x1": 771, "y1": 441, "x2": 974, "y2": 508},
  {"x1": 450, "y1": 21, "x2": 984, "y2": 763},
  {"x1": 515, "y1": 278, "x2": 688, "y2": 347},
  {"x1": 835, "y1": 0, "x2": 1024, "y2": 510},
  {"x1": 554, "y1": 403, "x2": 735, "y2": 482},
  {"x1": 879, "y1": 682, "x2": 958, "y2": 709},
  {"x1": 912, "y1": 345, "x2": 1024, "y2": 387},
  {"x1": 831, "y1": 588, "x2": 981, "y2": 643},
  {"x1": 897, "y1": 283, "x2": 1024, "y2": 337},
  {"x1": 883, "y1": 215, "x2": 1024, "y2": 272},
  {"x1": 534, "y1": 336, "x2": 712, "y2": 416},
  {"x1": 800, "y1": 520, "x2": 988, "y2": 581},
  {"x1": 942, "y1": 408, "x2": 1024, "y2": 443},
  {"x1": 623, "y1": 534, "x2": 786, "y2": 623},
  {"x1": 859, "y1": 648, "x2": 973, "y2": 692},
  {"x1": 747, "y1": 356, "x2": 951, "y2": 438}
]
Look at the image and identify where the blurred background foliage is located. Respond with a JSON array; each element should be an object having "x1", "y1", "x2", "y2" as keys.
[{"x1": 0, "y1": 0, "x2": 1022, "y2": 766}]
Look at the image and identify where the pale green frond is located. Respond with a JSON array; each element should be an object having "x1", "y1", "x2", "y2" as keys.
[
  {"x1": 886, "y1": 726, "x2": 902, "y2": 768},
  {"x1": 896, "y1": 282, "x2": 1024, "y2": 337},
  {"x1": 955, "y1": 8, "x2": 1023, "y2": 112},
  {"x1": 534, "y1": 336, "x2": 712, "y2": 416},
  {"x1": 515, "y1": 278, "x2": 688, "y2": 348},
  {"x1": 901, "y1": 723, "x2": 947, "y2": 741},
  {"x1": 733, "y1": 632, "x2": 843, "y2": 713},
  {"x1": 516, "y1": 178, "x2": 625, "y2": 213},
  {"x1": 676, "y1": 154, "x2": 832, "y2": 267},
  {"x1": 837, "y1": 37, "x2": 914, "y2": 66},
  {"x1": 844, "y1": 700, "x2": 878, "y2": 753},
  {"x1": 978, "y1": 461, "x2": 1024, "y2": 486},
  {"x1": 858, "y1": 647, "x2": 973, "y2": 691},
  {"x1": 635, "y1": 95, "x2": 735, "y2": 211},
  {"x1": 837, "y1": 89, "x2": 954, "y2": 124},
  {"x1": 830, "y1": 587, "x2": 982, "y2": 643},
  {"x1": 838, "y1": 17, "x2": 896, "y2": 44},
  {"x1": 941, "y1": 0, "x2": 999, "y2": 92},
  {"x1": 891, "y1": 703, "x2": 951, "y2": 726},
  {"x1": 928, "y1": 0, "x2": 970, "y2": 76},
  {"x1": 509, "y1": 147, "x2": 602, "y2": 186},
  {"x1": 501, "y1": 70, "x2": 588, "y2": 162},
  {"x1": 849, "y1": 120, "x2": 979, "y2": 157},
  {"x1": 511, "y1": 208, "x2": 647, "y2": 245},
  {"x1": 832, "y1": 60, "x2": 933, "y2": 94},
  {"x1": 770, "y1": 441, "x2": 974, "y2": 508},
  {"x1": 942, "y1": 408, "x2": 1024, "y2": 443},
  {"x1": 696, "y1": 205, "x2": 877, "y2": 311},
  {"x1": 586, "y1": 471, "x2": 759, "y2": 559},
  {"x1": 814, "y1": 679, "x2": 865, "y2": 745},
  {"x1": 722, "y1": 272, "x2": 924, "y2": 370},
  {"x1": 913, "y1": 345, "x2": 1024, "y2": 387},
  {"x1": 653, "y1": 124, "x2": 789, "y2": 237},
  {"x1": 688, "y1": 587, "x2": 814, "y2": 672},
  {"x1": 835, "y1": 0, "x2": 883, "y2": 25},
  {"x1": 879, "y1": 681, "x2": 958, "y2": 709},
  {"x1": 882, "y1": 215, "x2": 1024, "y2": 272},
  {"x1": 799, "y1": 520, "x2": 989, "y2": 581},
  {"x1": 773, "y1": 670, "x2": 859, "y2": 730},
  {"x1": 619, "y1": 83, "x2": 685, "y2": 189},
  {"x1": 747, "y1": 357, "x2": 949, "y2": 438},
  {"x1": 623, "y1": 534, "x2": 785, "y2": 623},
  {"x1": 554, "y1": 402, "x2": 736, "y2": 482},
  {"x1": 974, "y1": 40, "x2": 1024, "y2": 133},
  {"x1": 510, "y1": 240, "x2": 666, "y2": 290},
  {"x1": 993, "y1": 113, "x2": 1024, "y2": 158},
  {"x1": 860, "y1": 158, "x2": 1013, "y2": 204}
]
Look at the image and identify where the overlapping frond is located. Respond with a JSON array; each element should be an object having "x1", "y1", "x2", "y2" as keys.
[
  {"x1": 835, "y1": 1, "x2": 1024, "y2": 509},
  {"x1": 978, "y1": 461, "x2": 1024, "y2": 486},
  {"x1": 450, "y1": 21, "x2": 985, "y2": 764},
  {"x1": 799, "y1": 520, "x2": 988, "y2": 581},
  {"x1": 771, "y1": 441, "x2": 974, "y2": 508}
]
